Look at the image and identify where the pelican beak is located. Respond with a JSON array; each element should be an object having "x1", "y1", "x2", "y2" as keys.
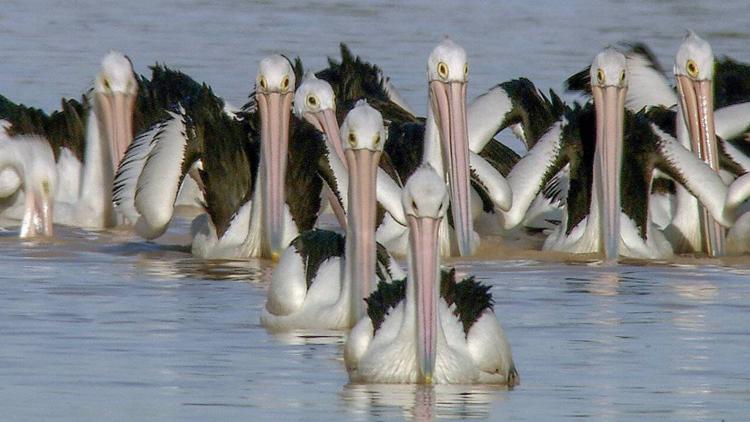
[
  {"x1": 20, "y1": 181, "x2": 54, "y2": 239},
  {"x1": 345, "y1": 147, "x2": 381, "y2": 323},
  {"x1": 305, "y1": 109, "x2": 347, "y2": 168},
  {"x1": 258, "y1": 90, "x2": 293, "y2": 257},
  {"x1": 592, "y1": 84, "x2": 626, "y2": 261},
  {"x1": 676, "y1": 75, "x2": 725, "y2": 256},
  {"x1": 95, "y1": 92, "x2": 136, "y2": 171},
  {"x1": 430, "y1": 80, "x2": 473, "y2": 256},
  {"x1": 407, "y1": 214, "x2": 441, "y2": 384}
]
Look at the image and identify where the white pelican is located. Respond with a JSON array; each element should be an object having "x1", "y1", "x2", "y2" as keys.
[
  {"x1": 0, "y1": 135, "x2": 56, "y2": 238},
  {"x1": 262, "y1": 101, "x2": 404, "y2": 331},
  {"x1": 0, "y1": 51, "x2": 136, "y2": 228},
  {"x1": 503, "y1": 48, "x2": 733, "y2": 260},
  {"x1": 345, "y1": 165, "x2": 518, "y2": 385}
]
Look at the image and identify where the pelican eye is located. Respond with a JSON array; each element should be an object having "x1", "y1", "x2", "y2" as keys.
[
  {"x1": 102, "y1": 78, "x2": 111, "y2": 91},
  {"x1": 41, "y1": 179, "x2": 50, "y2": 195},
  {"x1": 280, "y1": 75, "x2": 290, "y2": 91},
  {"x1": 596, "y1": 68, "x2": 605, "y2": 85},
  {"x1": 306, "y1": 94, "x2": 318, "y2": 108},
  {"x1": 412, "y1": 199, "x2": 418, "y2": 211},
  {"x1": 258, "y1": 76, "x2": 267, "y2": 90},
  {"x1": 686, "y1": 59, "x2": 699, "y2": 78},
  {"x1": 620, "y1": 70, "x2": 626, "y2": 83},
  {"x1": 463, "y1": 63, "x2": 469, "y2": 79},
  {"x1": 348, "y1": 132, "x2": 357, "y2": 147},
  {"x1": 437, "y1": 61, "x2": 449, "y2": 79},
  {"x1": 373, "y1": 132, "x2": 381, "y2": 146}
]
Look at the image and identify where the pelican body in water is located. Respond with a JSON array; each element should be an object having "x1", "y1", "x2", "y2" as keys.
[
  {"x1": 345, "y1": 165, "x2": 517, "y2": 385},
  {"x1": 262, "y1": 101, "x2": 404, "y2": 331},
  {"x1": 0, "y1": 52, "x2": 136, "y2": 228},
  {"x1": 503, "y1": 48, "x2": 732, "y2": 259},
  {"x1": 0, "y1": 134, "x2": 56, "y2": 238}
]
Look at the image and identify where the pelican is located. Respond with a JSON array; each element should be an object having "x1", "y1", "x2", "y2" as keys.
[
  {"x1": 114, "y1": 55, "x2": 330, "y2": 259},
  {"x1": 503, "y1": 48, "x2": 732, "y2": 260},
  {"x1": 262, "y1": 101, "x2": 404, "y2": 331},
  {"x1": 0, "y1": 51, "x2": 136, "y2": 228},
  {"x1": 316, "y1": 41, "x2": 514, "y2": 256},
  {"x1": 345, "y1": 165, "x2": 518, "y2": 385},
  {"x1": 0, "y1": 135, "x2": 56, "y2": 238},
  {"x1": 293, "y1": 74, "x2": 412, "y2": 243}
]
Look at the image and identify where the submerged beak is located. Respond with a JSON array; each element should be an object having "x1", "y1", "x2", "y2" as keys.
[
  {"x1": 95, "y1": 92, "x2": 136, "y2": 171},
  {"x1": 20, "y1": 185, "x2": 54, "y2": 239},
  {"x1": 345, "y1": 148, "x2": 381, "y2": 323},
  {"x1": 258, "y1": 90, "x2": 293, "y2": 258},
  {"x1": 305, "y1": 109, "x2": 347, "y2": 168},
  {"x1": 676, "y1": 75, "x2": 725, "y2": 256},
  {"x1": 407, "y1": 214, "x2": 441, "y2": 384},
  {"x1": 592, "y1": 84, "x2": 625, "y2": 261},
  {"x1": 430, "y1": 80, "x2": 473, "y2": 256}
]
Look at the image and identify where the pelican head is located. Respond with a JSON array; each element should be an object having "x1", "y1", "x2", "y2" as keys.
[
  {"x1": 9, "y1": 136, "x2": 57, "y2": 238},
  {"x1": 402, "y1": 165, "x2": 449, "y2": 383},
  {"x1": 427, "y1": 38, "x2": 472, "y2": 256},
  {"x1": 340, "y1": 100, "x2": 386, "y2": 322},
  {"x1": 256, "y1": 55, "x2": 295, "y2": 259},
  {"x1": 293, "y1": 73, "x2": 346, "y2": 164},
  {"x1": 94, "y1": 51, "x2": 137, "y2": 173},
  {"x1": 673, "y1": 31, "x2": 723, "y2": 255},
  {"x1": 590, "y1": 48, "x2": 628, "y2": 261}
]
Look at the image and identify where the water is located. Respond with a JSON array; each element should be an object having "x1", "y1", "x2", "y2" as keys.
[{"x1": 1, "y1": 1, "x2": 750, "y2": 420}]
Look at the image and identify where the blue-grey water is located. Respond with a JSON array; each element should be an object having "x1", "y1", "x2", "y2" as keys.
[{"x1": 1, "y1": 1, "x2": 750, "y2": 420}]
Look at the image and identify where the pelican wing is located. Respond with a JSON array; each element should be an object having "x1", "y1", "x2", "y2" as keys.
[
  {"x1": 200, "y1": 113, "x2": 256, "y2": 238},
  {"x1": 469, "y1": 152, "x2": 512, "y2": 212},
  {"x1": 502, "y1": 121, "x2": 567, "y2": 229},
  {"x1": 652, "y1": 123, "x2": 732, "y2": 227},
  {"x1": 125, "y1": 108, "x2": 200, "y2": 238},
  {"x1": 383, "y1": 121, "x2": 425, "y2": 185},
  {"x1": 316, "y1": 43, "x2": 418, "y2": 124},
  {"x1": 469, "y1": 79, "x2": 565, "y2": 152},
  {"x1": 0, "y1": 94, "x2": 87, "y2": 161},
  {"x1": 714, "y1": 57, "x2": 750, "y2": 108},
  {"x1": 622, "y1": 43, "x2": 677, "y2": 110}
]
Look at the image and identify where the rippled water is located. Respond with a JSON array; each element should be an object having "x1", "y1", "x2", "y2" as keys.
[{"x1": 1, "y1": 1, "x2": 750, "y2": 420}]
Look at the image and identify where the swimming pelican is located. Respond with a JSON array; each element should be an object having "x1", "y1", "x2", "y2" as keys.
[
  {"x1": 114, "y1": 55, "x2": 330, "y2": 259},
  {"x1": 0, "y1": 51, "x2": 136, "y2": 228},
  {"x1": 0, "y1": 135, "x2": 56, "y2": 238},
  {"x1": 345, "y1": 165, "x2": 518, "y2": 385},
  {"x1": 504, "y1": 48, "x2": 733, "y2": 259},
  {"x1": 262, "y1": 101, "x2": 404, "y2": 331}
]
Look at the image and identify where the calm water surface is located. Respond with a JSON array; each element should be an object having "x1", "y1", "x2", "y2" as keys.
[{"x1": 1, "y1": 1, "x2": 750, "y2": 420}]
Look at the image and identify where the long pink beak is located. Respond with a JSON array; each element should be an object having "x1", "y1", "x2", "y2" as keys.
[
  {"x1": 95, "y1": 92, "x2": 136, "y2": 171},
  {"x1": 676, "y1": 75, "x2": 725, "y2": 256},
  {"x1": 407, "y1": 214, "x2": 441, "y2": 384},
  {"x1": 306, "y1": 109, "x2": 347, "y2": 168},
  {"x1": 430, "y1": 80, "x2": 473, "y2": 256},
  {"x1": 592, "y1": 84, "x2": 626, "y2": 261},
  {"x1": 258, "y1": 91, "x2": 293, "y2": 258},
  {"x1": 20, "y1": 187, "x2": 54, "y2": 238},
  {"x1": 344, "y1": 148, "x2": 381, "y2": 323},
  {"x1": 306, "y1": 108, "x2": 348, "y2": 229}
]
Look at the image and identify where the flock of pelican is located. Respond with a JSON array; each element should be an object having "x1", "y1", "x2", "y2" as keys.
[{"x1": 1, "y1": 30, "x2": 749, "y2": 386}]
